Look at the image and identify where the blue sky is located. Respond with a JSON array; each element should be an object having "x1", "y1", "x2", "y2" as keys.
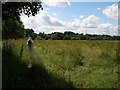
[
  {"x1": 42, "y1": 2, "x2": 117, "y2": 25},
  {"x1": 20, "y1": 1, "x2": 119, "y2": 36}
]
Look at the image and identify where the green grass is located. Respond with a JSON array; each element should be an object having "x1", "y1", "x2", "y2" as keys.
[{"x1": 2, "y1": 39, "x2": 120, "y2": 88}]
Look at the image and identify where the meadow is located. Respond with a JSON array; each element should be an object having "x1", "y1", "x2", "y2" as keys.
[{"x1": 2, "y1": 39, "x2": 120, "y2": 88}]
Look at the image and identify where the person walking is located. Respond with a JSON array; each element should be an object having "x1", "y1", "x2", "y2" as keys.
[
  {"x1": 27, "y1": 37, "x2": 33, "y2": 51},
  {"x1": 27, "y1": 37, "x2": 33, "y2": 68}
]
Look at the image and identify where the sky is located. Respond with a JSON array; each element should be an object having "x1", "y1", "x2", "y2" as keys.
[{"x1": 20, "y1": 0, "x2": 120, "y2": 36}]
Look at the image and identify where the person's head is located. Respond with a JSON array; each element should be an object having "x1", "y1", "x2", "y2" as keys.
[{"x1": 29, "y1": 37, "x2": 32, "y2": 40}]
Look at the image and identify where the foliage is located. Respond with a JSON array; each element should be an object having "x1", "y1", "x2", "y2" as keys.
[
  {"x1": 2, "y1": 2, "x2": 43, "y2": 21},
  {"x1": 2, "y1": 2, "x2": 43, "y2": 39},
  {"x1": 24, "y1": 29, "x2": 37, "y2": 40},
  {"x1": 2, "y1": 19, "x2": 25, "y2": 39},
  {"x1": 36, "y1": 31, "x2": 120, "y2": 40},
  {"x1": 38, "y1": 32, "x2": 49, "y2": 40},
  {"x1": 50, "y1": 32, "x2": 64, "y2": 40}
]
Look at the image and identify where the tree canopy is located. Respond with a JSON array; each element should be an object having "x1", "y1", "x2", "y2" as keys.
[{"x1": 2, "y1": 2, "x2": 43, "y2": 21}]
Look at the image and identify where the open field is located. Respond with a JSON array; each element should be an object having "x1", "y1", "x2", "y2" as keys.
[{"x1": 2, "y1": 40, "x2": 120, "y2": 88}]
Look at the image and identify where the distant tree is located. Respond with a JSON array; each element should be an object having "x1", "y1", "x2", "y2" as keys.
[
  {"x1": 71, "y1": 37, "x2": 75, "y2": 40},
  {"x1": 35, "y1": 31, "x2": 120, "y2": 40},
  {"x1": 35, "y1": 36, "x2": 44, "y2": 40},
  {"x1": 24, "y1": 29, "x2": 37, "y2": 39},
  {"x1": 50, "y1": 33, "x2": 58, "y2": 40},
  {"x1": 63, "y1": 35, "x2": 71, "y2": 40},
  {"x1": 64, "y1": 31, "x2": 75, "y2": 36},
  {"x1": 24, "y1": 29, "x2": 33, "y2": 37},
  {"x1": 38, "y1": 32, "x2": 49, "y2": 40},
  {"x1": 50, "y1": 32, "x2": 64, "y2": 40},
  {"x1": 63, "y1": 31, "x2": 76, "y2": 40}
]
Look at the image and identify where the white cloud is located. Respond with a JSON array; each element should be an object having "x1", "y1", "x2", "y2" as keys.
[
  {"x1": 97, "y1": 23, "x2": 118, "y2": 35},
  {"x1": 97, "y1": 8, "x2": 101, "y2": 10},
  {"x1": 103, "y1": 4, "x2": 118, "y2": 20},
  {"x1": 81, "y1": 15, "x2": 100, "y2": 28},
  {"x1": 52, "y1": 12, "x2": 57, "y2": 17},
  {"x1": 70, "y1": 18, "x2": 81, "y2": 27},
  {"x1": 74, "y1": 23, "x2": 118, "y2": 36},
  {"x1": 20, "y1": 10, "x2": 63, "y2": 29},
  {"x1": 66, "y1": 15, "x2": 100, "y2": 28},
  {"x1": 98, "y1": 23, "x2": 112, "y2": 30},
  {"x1": 20, "y1": 11, "x2": 118, "y2": 36},
  {"x1": 79, "y1": 15, "x2": 84, "y2": 19},
  {"x1": 42, "y1": 0, "x2": 70, "y2": 7}
]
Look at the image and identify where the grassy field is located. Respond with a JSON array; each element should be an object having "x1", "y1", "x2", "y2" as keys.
[{"x1": 2, "y1": 39, "x2": 120, "y2": 88}]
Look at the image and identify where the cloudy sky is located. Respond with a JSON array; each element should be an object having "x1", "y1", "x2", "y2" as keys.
[{"x1": 20, "y1": 0, "x2": 119, "y2": 36}]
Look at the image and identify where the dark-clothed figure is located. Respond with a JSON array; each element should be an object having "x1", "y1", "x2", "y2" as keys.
[{"x1": 27, "y1": 37, "x2": 33, "y2": 51}]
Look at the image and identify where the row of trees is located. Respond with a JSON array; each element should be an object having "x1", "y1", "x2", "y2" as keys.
[{"x1": 36, "y1": 31, "x2": 120, "y2": 40}]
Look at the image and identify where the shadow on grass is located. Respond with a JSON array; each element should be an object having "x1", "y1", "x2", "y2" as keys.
[{"x1": 2, "y1": 42, "x2": 74, "y2": 88}]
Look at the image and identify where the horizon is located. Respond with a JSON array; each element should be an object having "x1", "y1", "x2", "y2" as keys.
[{"x1": 33, "y1": 30, "x2": 120, "y2": 37}]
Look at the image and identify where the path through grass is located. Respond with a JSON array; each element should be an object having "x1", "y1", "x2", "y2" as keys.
[{"x1": 2, "y1": 40, "x2": 120, "y2": 88}]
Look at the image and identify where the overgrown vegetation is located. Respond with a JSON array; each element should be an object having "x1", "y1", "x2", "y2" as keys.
[{"x1": 2, "y1": 40, "x2": 120, "y2": 88}]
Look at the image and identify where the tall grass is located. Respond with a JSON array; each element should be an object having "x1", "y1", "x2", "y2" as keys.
[{"x1": 2, "y1": 39, "x2": 120, "y2": 88}]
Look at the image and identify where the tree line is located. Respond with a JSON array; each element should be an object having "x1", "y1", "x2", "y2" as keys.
[{"x1": 36, "y1": 31, "x2": 120, "y2": 40}]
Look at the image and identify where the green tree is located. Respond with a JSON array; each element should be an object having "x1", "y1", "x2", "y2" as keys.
[
  {"x1": 50, "y1": 32, "x2": 64, "y2": 40},
  {"x1": 38, "y1": 32, "x2": 49, "y2": 40},
  {"x1": 2, "y1": 19, "x2": 25, "y2": 39},
  {"x1": 24, "y1": 29, "x2": 37, "y2": 39},
  {"x1": 2, "y1": 2, "x2": 43, "y2": 21},
  {"x1": 63, "y1": 35, "x2": 70, "y2": 40},
  {"x1": 2, "y1": 2, "x2": 43, "y2": 39}
]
